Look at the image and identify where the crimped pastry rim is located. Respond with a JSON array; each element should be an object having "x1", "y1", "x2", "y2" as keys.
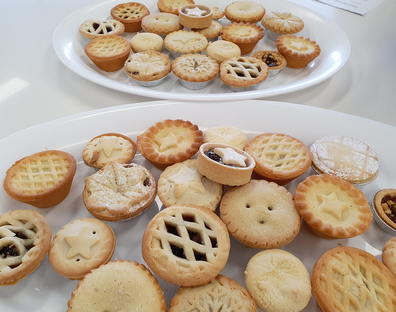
[
  {"x1": 172, "y1": 53, "x2": 219, "y2": 83},
  {"x1": 84, "y1": 35, "x2": 131, "y2": 61},
  {"x1": 294, "y1": 174, "x2": 372, "y2": 238},
  {"x1": 164, "y1": 30, "x2": 208, "y2": 54},
  {"x1": 276, "y1": 35, "x2": 321, "y2": 59},
  {"x1": 261, "y1": 11, "x2": 304, "y2": 34},
  {"x1": 221, "y1": 22, "x2": 265, "y2": 44},
  {"x1": 110, "y1": 2, "x2": 150, "y2": 23},
  {"x1": 224, "y1": 1, "x2": 266, "y2": 23}
]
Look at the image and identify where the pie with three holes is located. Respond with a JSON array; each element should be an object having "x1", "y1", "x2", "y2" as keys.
[
  {"x1": 142, "y1": 204, "x2": 230, "y2": 286},
  {"x1": 221, "y1": 22, "x2": 264, "y2": 55},
  {"x1": 224, "y1": 1, "x2": 266, "y2": 23},
  {"x1": 294, "y1": 174, "x2": 372, "y2": 239},
  {"x1": 48, "y1": 218, "x2": 115, "y2": 280},
  {"x1": 67, "y1": 260, "x2": 167, "y2": 312},
  {"x1": 244, "y1": 133, "x2": 311, "y2": 185},
  {"x1": 220, "y1": 57, "x2": 269, "y2": 91},
  {"x1": 157, "y1": 159, "x2": 223, "y2": 211},
  {"x1": 157, "y1": 0, "x2": 195, "y2": 15},
  {"x1": 79, "y1": 19, "x2": 125, "y2": 39},
  {"x1": 261, "y1": 11, "x2": 304, "y2": 41},
  {"x1": 82, "y1": 133, "x2": 137, "y2": 169},
  {"x1": 141, "y1": 13, "x2": 183, "y2": 37},
  {"x1": 220, "y1": 179, "x2": 301, "y2": 249},
  {"x1": 196, "y1": 143, "x2": 255, "y2": 186},
  {"x1": 0, "y1": 209, "x2": 52, "y2": 286},
  {"x1": 168, "y1": 274, "x2": 257, "y2": 311},
  {"x1": 312, "y1": 246, "x2": 396, "y2": 312},
  {"x1": 83, "y1": 161, "x2": 157, "y2": 222},
  {"x1": 84, "y1": 35, "x2": 131, "y2": 72},
  {"x1": 172, "y1": 53, "x2": 219, "y2": 89},
  {"x1": 124, "y1": 50, "x2": 171, "y2": 86},
  {"x1": 110, "y1": 2, "x2": 150, "y2": 33},
  {"x1": 276, "y1": 35, "x2": 321, "y2": 69},
  {"x1": 136, "y1": 119, "x2": 203, "y2": 170},
  {"x1": 3, "y1": 150, "x2": 77, "y2": 208}
]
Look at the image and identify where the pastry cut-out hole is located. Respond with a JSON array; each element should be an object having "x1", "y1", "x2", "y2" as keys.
[
  {"x1": 188, "y1": 230, "x2": 203, "y2": 244},
  {"x1": 268, "y1": 206, "x2": 273, "y2": 211},
  {"x1": 166, "y1": 223, "x2": 180, "y2": 237},
  {"x1": 204, "y1": 222, "x2": 212, "y2": 230},
  {"x1": 246, "y1": 204, "x2": 250, "y2": 209},
  {"x1": 14, "y1": 232, "x2": 28, "y2": 239},
  {"x1": 76, "y1": 258, "x2": 80, "y2": 262},
  {"x1": 92, "y1": 231, "x2": 96, "y2": 234},
  {"x1": 182, "y1": 214, "x2": 195, "y2": 222},
  {"x1": 0, "y1": 244, "x2": 19, "y2": 257},
  {"x1": 210, "y1": 237, "x2": 217, "y2": 248},
  {"x1": 170, "y1": 244, "x2": 186, "y2": 259},
  {"x1": 194, "y1": 251, "x2": 207, "y2": 262},
  {"x1": 259, "y1": 220, "x2": 265, "y2": 224}
]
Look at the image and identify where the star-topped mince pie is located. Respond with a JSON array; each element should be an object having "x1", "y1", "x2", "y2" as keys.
[
  {"x1": 49, "y1": 218, "x2": 115, "y2": 280},
  {"x1": 294, "y1": 174, "x2": 372, "y2": 239},
  {"x1": 82, "y1": 133, "x2": 137, "y2": 169},
  {"x1": 142, "y1": 204, "x2": 230, "y2": 286},
  {"x1": 0, "y1": 210, "x2": 52, "y2": 286},
  {"x1": 137, "y1": 119, "x2": 203, "y2": 170},
  {"x1": 158, "y1": 159, "x2": 223, "y2": 211}
]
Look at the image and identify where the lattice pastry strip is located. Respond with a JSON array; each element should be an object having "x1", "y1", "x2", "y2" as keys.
[
  {"x1": 112, "y1": 3, "x2": 147, "y2": 20},
  {"x1": 223, "y1": 58, "x2": 263, "y2": 79}
]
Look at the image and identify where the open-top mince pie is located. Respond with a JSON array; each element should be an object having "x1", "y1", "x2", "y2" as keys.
[
  {"x1": 142, "y1": 204, "x2": 230, "y2": 286},
  {"x1": 0, "y1": 209, "x2": 52, "y2": 285}
]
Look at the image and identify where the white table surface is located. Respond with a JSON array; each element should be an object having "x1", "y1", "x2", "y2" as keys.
[{"x1": 1, "y1": 0, "x2": 395, "y2": 141}]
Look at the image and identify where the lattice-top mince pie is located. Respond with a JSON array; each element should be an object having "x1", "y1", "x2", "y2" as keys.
[
  {"x1": 137, "y1": 119, "x2": 203, "y2": 170},
  {"x1": 220, "y1": 57, "x2": 269, "y2": 91},
  {"x1": 0, "y1": 209, "x2": 52, "y2": 286},
  {"x1": 110, "y1": 2, "x2": 150, "y2": 33},
  {"x1": 79, "y1": 19, "x2": 125, "y2": 39},
  {"x1": 142, "y1": 204, "x2": 230, "y2": 286},
  {"x1": 3, "y1": 150, "x2": 77, "y2": 208}
]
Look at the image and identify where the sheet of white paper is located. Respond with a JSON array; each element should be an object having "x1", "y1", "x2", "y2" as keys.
[{"x1": 317, "y1": 0, "x2": 386, "y2": 15}]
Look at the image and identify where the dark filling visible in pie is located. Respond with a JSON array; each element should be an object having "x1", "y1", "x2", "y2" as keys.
[
  {"x1": 182, "y1": 214, "x2": 195, "y2": 222},
  {"x1": 381, "y1": 195, "x2": 396, "y2": 223},
  {"x1": 204, "y1": 149, "x2": 241, "y2": 168},
  {"x1": 93, "y1": 23, "x2": 99, "y2": 31},
  {"x1": 14, "y1": 232, "x2": 28, "y2": 239},
  {"x1": 189, "y1": 231, "x2": 203, "y2": 244},
  {"x1": 262, "y1": 53, "x2": 278, "y2": 67},
  {"x1": 210, "y1": 237, "x2": 217, "y2": 248},
  {"x1": 143, "y1": 177, "x2": 150, "y2": 187},
  {"x1": 106, "y1": 26, "x2": 112, "y2": 32},
  {"x1": 166, "y1": 223, "x2": 179, "y2": 237},
  {"x1": 0, "y1": 244, "x2": 18, "y2": 258},
  {"x1": 194, "y1": 252, "x2": 207, "y2": 262},
  {"x1": 170, "y1": 244, "x2": 186, "y2": 259}
]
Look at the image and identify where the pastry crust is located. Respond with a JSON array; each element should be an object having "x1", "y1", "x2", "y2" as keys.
[
  {"x1": 196, "y1": 143, "x2": 255, "y2": 186},
  {"x1": 211, "y1": 7, "x2": 224, "y2": 20},
  {"x1": 3, "y1": 150, "x2": 77, "y2": 208},
  {"x1": 79, "y1": 19, "x2": 125, "y2": 39},
  {"x1": 157, "y1": 0, "x2": 195, "y2": 15},
  {"x1": 124, "y1": 50, "x2": 171, "y2": 82},
  {"x1": 0, "y1": 210, "x2": 52, "y2": 285},
  {"x1": 157, "y1": 159, "x2": 223, "y2": 211},
  {"x1": 164, "y1": 30, "x2": 208, "y2": 56},
  {"x1": 178, "y1": 4, "x2": 213, "y2": 29},
  {"x1": 110, "y1": 2, "x2": 150, "y2": 33},
  {"x1": 82, "y1": 133, "x2": 137, "y2": 169},
  {"x1": 168, "y1": 274, "x2": 257, "y2": 311},
  {"x1": 312, "y1": 246, "x2": 396, "y2": 312},
  {"x1": 172, "y1": 53, "x2": 219, "y2": 83},
  {"x1": 83, "y1": 162, "x2": 157, "y2": 222},
  {"x1": 136, "y1": 119, "x2": 203, "y2": 170},
  {"x1": 220, "y1": 57, "x2": 269, "y2": 89},
  {"x1": 141, "y1": 204, "x2": 230, "y2": 286},
  {"x1": 67, "y1": 260, "x2": 167, "y2": 312},
  {"x1": 203, "y1": 125, "x2": 248, "y2": 150},
  {"x1": 48, "y1": 218, "x2": 115, "y2": 280},
  {"x1": 141, "y1": 13, "x2": 183, "y2": 36},
  {"x1": 276, "y1": 35, "x2": 321, "y2": 69},
  {"x1": 192, "y1": 20, "x2": 223, "y2": 40},
  {"x1": 373, "y1": 188, "x2": 396, "y2": 230},
  {"x1": 84, "y1": 35, "x2": 131, "y2": 72},
  {"x1": 130, "y1": 32, "x2": 164, "y2": 53},
  {"x1": 244, "y1": 133, "x2": 311, "y2": 185},
  {"x1": 220, "y1": 179, "x2": 300, "y2": 248},
  {"x1": 310, "y1": 134, "x2": 379, "y2": 186},
  {"x1": 294, "y1": 174, "x2": 372, "y2": 239},
  {"x1": 261, "y1": 11, "x2": 304, "y2": 38},
  {"x1": 206, "y1": 40, "x2": 241, "y2": 64},
  {"x1": 224, "y1": 1, "x2": 266, "y2": 23},
  {"x1": 383, "y1": 237, "x2": 396, "y2": 277},
  {"x1": 245, "y1": 249, "x2": 312, "y2": 312},
  {"x1": 221, "y1": 22, "x2": 264, "y2": 55}
]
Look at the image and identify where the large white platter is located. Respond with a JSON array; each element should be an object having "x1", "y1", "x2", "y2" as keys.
[
  {"x1": 53, "y1": 0, "x2": 351, "y2": 102},
  {"x1": 0, "y1": 100, "x2": 392, "y2": 311}
]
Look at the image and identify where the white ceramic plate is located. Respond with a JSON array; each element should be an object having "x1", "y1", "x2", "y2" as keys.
[
  {"x1": 0, "y1": 100, "x2": 392, "y2": 311},
  {"x1": 53, "y1": 0, "x2": 351, "y2": 101}
]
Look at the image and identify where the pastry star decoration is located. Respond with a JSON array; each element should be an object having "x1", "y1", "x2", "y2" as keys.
[
  {"x1": 168, "y1": 165, "x2": 205, "y2": 198},
  {"x1": 214, "y1": 147, "x2": 247, "y2": 167},
  {"x1": 185, "y1": 7, "x2": 206, "y2": 17},
  {"x1": 158, "y1": 132, "x2": 184, "y2": 152},
  {"x1": 317, "y1": 192, "x2": 349, "y2": 220},
  {"x1": 64, "y1": 227, "x2": 100, "y2": 259},
  {"x1": 99, "y1": 137, "x2": 123, "y2": 158}
]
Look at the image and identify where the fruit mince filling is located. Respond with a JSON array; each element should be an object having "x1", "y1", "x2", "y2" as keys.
[{"x1": 382, "y1": 195, "x2": 396, "y2": 223}]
